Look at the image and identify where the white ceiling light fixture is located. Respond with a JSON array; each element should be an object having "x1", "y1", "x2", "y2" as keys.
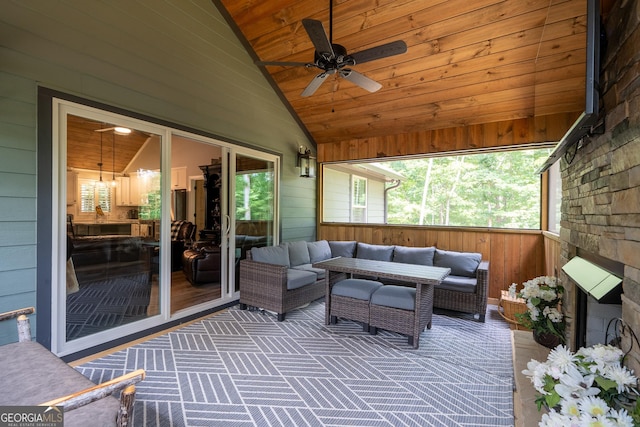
[{"x1": 114, "y1": 127, "x2": 132, "y2": 135}]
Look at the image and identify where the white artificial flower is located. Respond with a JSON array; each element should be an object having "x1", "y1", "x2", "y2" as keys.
[
  {"x1": 523, "y1": 359, "x2": 551, "y2": 393},
  {"x1": 577, "y1": 413, "x2": 616, "y2": 427},
  {"x1": 539, "y1": 409, "x2": 575, "y2": 427},
  {"x1": 555, "y1": 365, "x2": 600, "y2": 400},
  {"x1": 603, "y1": 365, "x2": 638, "y2": 394},
  {"x1": 547, "y1": 345, "x2": 578, "y2": 372},
  {"x1": 608, "y1": 408, "x2": 634, "y2": 427},
  {"x1": 543, "y1": 306, "x2": 564, "y2": 323},
  {"x1": 560, "y1": 398, "x2": 581, "y2": 418},
  {"x1": 578, "y1": 396, "x2": 611, "y2": 417}
]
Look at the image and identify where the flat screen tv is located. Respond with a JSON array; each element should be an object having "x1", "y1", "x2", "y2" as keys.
[{"x1": 539, "y1": 0, "x2": 602, "y2": 173}]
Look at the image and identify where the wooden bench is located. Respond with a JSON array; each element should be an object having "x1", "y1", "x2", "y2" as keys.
[{"x1": 0, "y1": 307, "x2": 145, "y2": 427}]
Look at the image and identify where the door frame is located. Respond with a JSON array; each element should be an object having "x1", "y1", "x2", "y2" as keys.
[{"x1": 46, "y1": 96, "x2": 280, "y2": 357}]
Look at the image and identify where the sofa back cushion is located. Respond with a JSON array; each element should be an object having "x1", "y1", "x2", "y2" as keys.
[
  {"x1": 434, "y1": 249, "x2": 481, "y2": 277},
  {"x1": 250, "y1": 245, "x2": 290, "y2": 267},
  {"x1": 286, "y1": 241, "x2": 311, "y2": 267},
  {"x1": 393, "y1": 246, "x2": 436, "y2": 266},
  {"x1": 307, "y1": 240, "x2": 332, "y2": 263},
  {"x1": 329, "y1": 241, "x2": 357, "y2": 258},
  {"x1": 356, "y1": 242, "x2": 394, "y2": 261}
]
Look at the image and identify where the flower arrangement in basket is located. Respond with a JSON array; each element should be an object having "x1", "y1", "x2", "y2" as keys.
[
  {"x1": 523, "y1": 344, "x2": 640, "y2": 426},
  {"x1": 512, "y1": 276, "x2": 566, "y2": 346}
]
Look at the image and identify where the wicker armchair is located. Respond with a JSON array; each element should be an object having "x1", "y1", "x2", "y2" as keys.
[
  {"x1": 433, "y1": 260, "x2": 489, "y2": 322},
  {"x1": 0, "y1": 307, "x2": 145, "y2": 427},
  {"x1": 239, "y1": 249, "x2": 345, "y2": 321}
]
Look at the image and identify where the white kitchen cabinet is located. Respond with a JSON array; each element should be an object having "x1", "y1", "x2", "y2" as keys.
[
  {"x1": 171, "y1": 167, "x2": 187, "y2": 190},
  {"x1": 116, "y1": 175, "x2": 141, "y2": 206},
  {"x1": 66, "y1": 170, "x2": 77, "y2": 205}
]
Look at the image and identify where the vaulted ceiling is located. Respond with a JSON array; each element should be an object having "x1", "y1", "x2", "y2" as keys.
[{"x1": 216, "y1": 0, "x2": 590, "y2": 145}]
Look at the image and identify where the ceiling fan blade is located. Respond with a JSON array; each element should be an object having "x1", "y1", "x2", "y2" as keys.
[
  {"x1": 301, "y1": 73, "x2": 329, "y2": 97},
  {"x1": 349, "y1": 40, "x2": 407, "y2": 65},
  {"x1": 302, "y1": 19, "x2": 334, "y2": 57},
  {"x1": 256, "y1": 60, "x2": 312, "y2": 67},
  {"x1": 340, "y1": 69, "x2": 382, "y2": 93}
]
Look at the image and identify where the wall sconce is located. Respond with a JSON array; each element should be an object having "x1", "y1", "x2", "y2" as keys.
[{"x1": 297, "y1": 146, "x2": 316, "y2": 178}]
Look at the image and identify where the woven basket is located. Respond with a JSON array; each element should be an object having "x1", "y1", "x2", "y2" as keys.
[{"x1": 498, "y1": 290, "x2": 530, "y2": 330}]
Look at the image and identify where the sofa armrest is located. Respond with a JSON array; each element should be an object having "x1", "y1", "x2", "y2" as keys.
[
  {"x1": 41, "y1": 369, "x2": 145, "y2": 412},
  {"x1": 476, "y1": 260, "x2": 489, "y2": 299},
  {"x1": 239, "y1": 258, "x2": 289, "y2": 294}
]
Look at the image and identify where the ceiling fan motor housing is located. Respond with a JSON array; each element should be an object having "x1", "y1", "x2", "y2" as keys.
[{"x1": 314, "y1": 44, "x2": 354, "y2": 71}]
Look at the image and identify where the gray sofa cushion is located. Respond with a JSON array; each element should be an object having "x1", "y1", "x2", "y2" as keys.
[
  {"x1": 356, "y1": 242, "x2": 394, "y2": 261},
  {"x1": 332, "y1": 278, "x2": 383, "y2": 300},
  {"x1": 434, "y1": 249, "x2": 481, "y2": 278},
  {"x1": 286, "y1": 241, "x2": 311, "y2": 267},
  {"x1": 251, "y1": 245, "x2": 290, "y2": 267},
  {"x1": 371, "y1": 285, "x2": 416, "y2": 311},
  {"x1": 329, "y1": 241, "x2": 357, "y2": 258},
  {"x1": 438, "y1": 275, "x2": 477, "y2": 293},
  {"x1": 308, "y1": 240, "x2": 332, "y2": 263},
  {"x1": 393, "y1": 246, "x2": 435, "y2": 265},
  {"x1": 286, "y1": 268, "x2": 318, "y2": 290},
  {"x1": 292, "y1": 264, "x2": 326, "y2": 279}
]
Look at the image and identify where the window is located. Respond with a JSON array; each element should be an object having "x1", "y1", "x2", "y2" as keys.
[
  {"x1": 351, "y1": 176, "x2": 367, "y2": 222},
  {"x1": 79, "y1": 178, "x2": 112, "y2": 215},
  {"x1": 322, "y1": 148, "x2": 553, "y2": 229}
]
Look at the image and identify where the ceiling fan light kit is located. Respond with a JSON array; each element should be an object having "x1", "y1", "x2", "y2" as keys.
[{"x1": 256, "y1": 2, "x2": 406, "y2": 97}]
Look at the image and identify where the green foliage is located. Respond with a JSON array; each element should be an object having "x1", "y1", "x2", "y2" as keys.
[
  {"x1": 235, "y1": 172, "x2": 274, "y2": 220},
  {"x1": 384, "y1": 148, "x2": 551, "y2": 229}
]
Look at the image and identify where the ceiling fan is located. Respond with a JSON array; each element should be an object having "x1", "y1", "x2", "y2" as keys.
[{"x1": 256, "y1": 2, "x2": 407, "y2": 97}]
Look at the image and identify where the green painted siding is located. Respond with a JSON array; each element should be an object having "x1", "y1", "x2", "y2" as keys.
[{"x1": 0, "y1": 0, "x2": 316, "y2": 344}]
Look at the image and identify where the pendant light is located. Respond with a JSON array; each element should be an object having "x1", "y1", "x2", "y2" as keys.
[{"x1": 96, "y1": 129, "x2": 106, "y2": 188}]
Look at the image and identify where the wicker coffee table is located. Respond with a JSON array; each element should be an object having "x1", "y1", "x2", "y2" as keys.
[{"x1": 313, "y1": 257, "x2": 451, "y2": 342}]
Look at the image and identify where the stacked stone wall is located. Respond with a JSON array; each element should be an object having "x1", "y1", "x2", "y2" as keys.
[{"x1": 560, "y1": 0, "x2": 640, "y2": 371}]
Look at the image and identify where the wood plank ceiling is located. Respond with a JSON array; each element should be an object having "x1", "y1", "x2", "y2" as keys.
[
  {"x1": 216, "y1": 0, "x2": 589, "y2": 146},
  {"x1": 67, "y1": 115, "x2": 150, "y2": 173}
]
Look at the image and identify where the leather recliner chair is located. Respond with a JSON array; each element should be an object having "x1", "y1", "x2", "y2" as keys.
[{"x1": 182, "y1": 242, "x2": 221, "y2": 285}]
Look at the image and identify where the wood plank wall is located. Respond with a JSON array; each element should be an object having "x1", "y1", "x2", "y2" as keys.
[
  {"x1": 317, "y1": 113, "x2": 579, "y2": 162},
  {"x1": 543, "y1": 232, "x2": 562, "y2": 277},
  {"x1": 318, "y1": 223, "x2": 545, "y2": 300}
]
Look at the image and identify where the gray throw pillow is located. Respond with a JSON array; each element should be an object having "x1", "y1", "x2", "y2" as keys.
[
  {"x1": 356, "y1": 242, "x2": 394, "y2": 261},
  {"x1": 433, "y1": 249, "x2": 481, "y2": 277},
  {"x1": 329, "y1": 241, "x2": 357, "y2": 258},
  {"x1": 393, "y1": 246, "x2": 435, "y2": 266},
  {"x1": 286, "y1": 241, "x2": 311, "y2": 267},
  {"x1": 308, "y1": 240, "x2": 332, "y2": 263},
  {"x1": 251, "y1": 245, "x2": 290, "y2": 267}
]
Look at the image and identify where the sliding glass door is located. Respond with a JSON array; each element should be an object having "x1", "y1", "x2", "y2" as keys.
[{"x1": 53, "y1": 99, "x2": 279, "y2": 356}]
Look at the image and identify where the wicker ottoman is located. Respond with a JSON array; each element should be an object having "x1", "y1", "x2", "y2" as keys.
[
  {"x1": 330, "y1": 278, "x2": 383, "y2": 332},
  {"x1": 369, "y1": 284, "x2": 434, "y2": 348}
]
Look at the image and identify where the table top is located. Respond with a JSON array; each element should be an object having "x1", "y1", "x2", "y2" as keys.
[{"x1": 313, "y1": 257, "x2": 450, "y2": 285}]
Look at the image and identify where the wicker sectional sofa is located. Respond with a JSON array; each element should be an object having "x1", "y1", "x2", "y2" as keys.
[{"x1": 239, "y1": 240, "x2": 489, "y2": 322}]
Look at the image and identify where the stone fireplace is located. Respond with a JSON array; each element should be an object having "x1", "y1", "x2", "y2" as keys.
[
  {"x1": 558, "y1": 0, "x2": 640, "y2": 373},
  {"x1": 563, "y1": 250, "x2": 623, "y2": 348}
]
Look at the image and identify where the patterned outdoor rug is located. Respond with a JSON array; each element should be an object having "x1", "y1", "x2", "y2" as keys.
[
  {"x1": 76, "y1": 301, "x2": 514, "y2": 426},
  {"x1": 67, "y1": 272, "x2": 151, "y2": 341}
]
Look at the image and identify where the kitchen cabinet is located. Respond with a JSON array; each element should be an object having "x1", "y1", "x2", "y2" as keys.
[
  {"x1": 116, "y1": 175, "x2": 140, "y2": 206},
  {"x1": 171, "y1": 167, "x2": 187, "y2": 190},
  {"x1": 66, "y1": 170, "x2": 77, "y2": 205}
]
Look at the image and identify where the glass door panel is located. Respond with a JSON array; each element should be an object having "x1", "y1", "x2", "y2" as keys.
[
  {"x1": 169, "y1": 135, "x2": 224, "y2": 314},
  {"x1": 65, "y1": 114, "x2": 161, "y2": 341},
  {"x1": 233, "y1": 154, "x2": 275, "y2": 292}
]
